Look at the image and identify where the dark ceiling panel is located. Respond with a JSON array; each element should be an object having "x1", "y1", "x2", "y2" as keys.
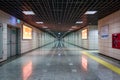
[{"x1": 0, "y1": 0, "x2": 120, "y2": 37}]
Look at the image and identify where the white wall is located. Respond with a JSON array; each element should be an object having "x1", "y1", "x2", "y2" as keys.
[
  {"x1": 0, "y1": 10, "x2": 55, "y2": 62},
  {"x1": 20, "y1": 24, "x2": 40, "y2": 53},
  {"x1": 64, "y1": 25, "x2": 98, "y2": 50},
  {"x1": 98, "y1": 10, "x2": 120, "y2": 60},
  {"x1": 88, "y1": 25, "x2": 98, "y2": 49}
]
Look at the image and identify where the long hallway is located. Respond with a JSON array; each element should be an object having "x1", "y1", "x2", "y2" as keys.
[
  {"x1": 0, "y1": 42, "x2": 120, "y2": 80},
  {"x1": 0, "y1": 1, "x2": 120, "y2": 80}
]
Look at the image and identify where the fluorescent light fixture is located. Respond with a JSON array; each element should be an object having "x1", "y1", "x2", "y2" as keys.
[
  {"x1": 85, "y1": 11, "x2": 97, "y2": 14},
  {"x1": 69, "y1": 29, "x2": 74, "y2": 31},
  {"x1": 67, "y1": 31, "x2": 70, "y2": 32},
  {"x1": 42, "y1": 26, "x2": 48, "y2": 28},
  {"x1": 76, "y1": 21, "x2": 83, "y2": 24},
  {"x1": 36, "y1": 22, "x2": 44, "y2": 24},
  {"x1": 22, "y1": 11, "x2": 35, "y2": 15},
  {"x1": 46, "y1": 29, "x2": 50, "y2": 31},
  {"x1": 72, "y1": 26, "x2": 77, "y2": 28}
]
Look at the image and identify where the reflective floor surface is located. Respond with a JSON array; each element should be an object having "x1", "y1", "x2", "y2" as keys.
[{"x1": 0, "y1": 41, "x2": 120, "y2": 80}]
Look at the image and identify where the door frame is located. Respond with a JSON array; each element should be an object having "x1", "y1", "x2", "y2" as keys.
[
  {"x1": 7, "y1": 25, "x2": 21, "y2": 57},
  {"x1": 0, "y1": 23, "x2": 3, "y2": 59}
]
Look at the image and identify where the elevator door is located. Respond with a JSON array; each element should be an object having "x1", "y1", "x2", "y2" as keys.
[
  {"x1": 7, "y1": 26, "x2": 19, "y2": 57},
  {"x1": 0, "y1": 24, "x2": 3, "y2": 59}
]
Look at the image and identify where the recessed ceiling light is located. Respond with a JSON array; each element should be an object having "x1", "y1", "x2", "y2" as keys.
[
  {"x1": 69, "y1": 29, "x2": 74, "y2": 31},
  {"x1": 42, "y1": 26, "x2": 48, "y2": 28},
  {"x1": 72, "y1": 26, "x2": 77, "y2": 28},
  {"x1": 85, "y1": 11, "x2": 97, "y2": 14},
  {"x1": 22, "y1": 11, "x2": 35, "y2": 15},
  {"x1": 46, "y1": 29, "x2": 50, "y2": 31},
  {"x1": 36, "y1": 22, "x2": 44, "y2": 24},
  {"x1": 67, "y1": 31, "x2": 70, "y2": 32},
  {"x1": 75, "y1": 21, "x2": 83, "y2": 24}
]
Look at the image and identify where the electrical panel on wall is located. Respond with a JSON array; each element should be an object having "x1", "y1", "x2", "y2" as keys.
[{"x1": 112, "y1": 33, "x2": 120, "y2": 49}]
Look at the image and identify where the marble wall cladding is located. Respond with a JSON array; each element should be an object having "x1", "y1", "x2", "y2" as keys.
[
  {"x1": 98, "y1": 10, "x2": 120, "y2": 60},
  {"x1": 64, "y1": 25, "x2": 98, "y2": 50},
  {"x1": 2, "y1": 23, "x2": 8, "y2": 61},
  {"x1": 20, "y1": 24, "x2": 41, "y2": 54},
  {"x1": 88, "y1": 25, "x2": 98, "y2": 49},
  {"x1": 0, "y1": 10, "x2": 55, "y2": 61}
]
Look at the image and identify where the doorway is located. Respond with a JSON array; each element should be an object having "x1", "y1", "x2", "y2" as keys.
[
  {"x1": 7, "y1": 25, "x2": 20, "y2": 58},
  {"x1": 0, "y1": 24, "x2": 3, "y2": 59}
]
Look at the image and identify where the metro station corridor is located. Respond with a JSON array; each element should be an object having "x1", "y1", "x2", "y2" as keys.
[
  {"x1": 0, "y1": 0, "x2": 120, "y2": 80},
  {"x1": 0, "y1": 41, "x2": 120, "y2": 80}
]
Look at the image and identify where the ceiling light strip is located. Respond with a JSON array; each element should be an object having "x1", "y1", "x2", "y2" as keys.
[
  {"x1": 22, "y1": 11, "x2": 35, "y2": 15},
  {"x1": 36, "y1": 22, "x2": 44, "y2": 24},
  {"x1": 76, "y1": 21, "x2": 83, "y2": 24}
]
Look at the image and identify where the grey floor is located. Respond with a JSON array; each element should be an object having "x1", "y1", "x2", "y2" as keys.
[{"x1": 0, "y1": 42, "x2": 120, "y2": 80}]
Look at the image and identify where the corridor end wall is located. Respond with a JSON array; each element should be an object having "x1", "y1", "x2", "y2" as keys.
[{"x1": 64, "y1": 25, "x2": 98, "y2": 50}]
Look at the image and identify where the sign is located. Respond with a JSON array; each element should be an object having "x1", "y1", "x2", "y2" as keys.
[
  {"x1": 112, "y1": 33, "x2": 120, "y2": 49},
  {"x1": 100, "y1": 25, "x2": 109, "y2": 39},
  {"x1": 82, "y1": 29, "x2": 87, "y2": 39},
  {"x1": 23, "y1": 25, "x2": 32, "y2": 39}
]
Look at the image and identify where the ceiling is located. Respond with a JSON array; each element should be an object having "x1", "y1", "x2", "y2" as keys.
[{"x1": 0, "y1": 0, "x2": 120, "y2": 37}]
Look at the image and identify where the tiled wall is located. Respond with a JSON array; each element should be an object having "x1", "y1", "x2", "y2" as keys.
[
  {"x1": 98, "y1": 10, "x2": 120, "y2": 60},
  {"x1": 0, "y1": 10, "x2": 55, "y2": 62},
  {"x1": 64, "y1": 25, "x2": 98, "y2": 50},
  {"x1": 0, "y1": 25, "x2": 2, "y2": 59},
  {"x1": 81, "y1": 26, "x2": 89, "y2": 49},
  {"x1": 2, "y1": 24, "x2": 8, "y2": 61},
  {"x1": 88, "y1": 25, "x2": 98, "y2": 49},
  {"x1": 64, "y1": 31, "x2": 81, "y2": 47},
  {"x1": 20, "y1": 24, "x2": 40, "y2": 53}
]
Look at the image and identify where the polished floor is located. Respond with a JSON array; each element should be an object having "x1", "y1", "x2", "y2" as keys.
[{"x1": 0, "y1": 42, "x2": 120, "y2": 80}]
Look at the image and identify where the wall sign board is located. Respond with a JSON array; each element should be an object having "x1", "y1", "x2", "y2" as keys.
[
  {"x1": 100, "y1": 25, "x2": 109, "y2": 39},
  {"x1": 23, "y1": 25, "x2": 32, "y2": 39},
  {"x1": 82, "y1": 29, "x2": 88, "y2": 39},
  {"x1": 112, "y1": 33, "x2": 120, "y2": 49}
]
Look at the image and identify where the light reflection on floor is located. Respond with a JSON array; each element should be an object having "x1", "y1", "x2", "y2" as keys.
[
  {"x1": 23, "y1": 61, "x2": 32, "y2": 80},
  {"x1": 82, "y1": 55, "x2": 88, "y2": 71},
  {"x1": 0, "y1": 41, "x2": 120, "y2": 80}
]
